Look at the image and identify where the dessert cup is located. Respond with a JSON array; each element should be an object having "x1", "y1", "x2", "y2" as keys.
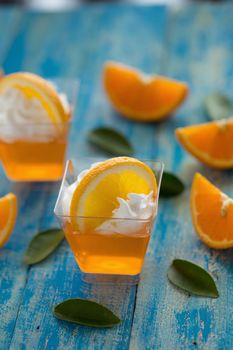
[
  {"x1": 0, "y1": 78, "x2": 78, "y2": 182},
  {"x1": 54, "y1": 158, "x2": 164, "y2": 284}
]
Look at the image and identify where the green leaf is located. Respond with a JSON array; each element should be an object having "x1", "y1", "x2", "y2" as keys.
[
  {"x1": 87, "y1": 127, "x2": 134, "y2": 156},
  {"x1": 53, "y1": 298, "x2": 121, "y2": 328},
  {"x1": 204, "y1": 92, "x2": 233, "y2": 121},
  {"x1": 167, "y1": 259, "x2": 219, "y2": 298},
  {"x1": 159, "y1": 171, "x2": 185, "y2": 197},
  {"x1": 24, "y1": 228, "x2": 64, "y2": 265}
]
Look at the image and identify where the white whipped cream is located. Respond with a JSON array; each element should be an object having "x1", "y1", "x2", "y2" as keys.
[
  {"x1": 0, "y1": 85, "x2": 69, "y2": 142},
  {"x1": 96, "y1": 191, "x2": 155, "y2": 235},
  {"x1": 61, "y1": 162, "x2": 156, "y2": 235}
]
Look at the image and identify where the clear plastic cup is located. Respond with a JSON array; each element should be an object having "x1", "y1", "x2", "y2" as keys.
[{"x1": 54, "y1": 158, "x2": 164, "y2": 284}]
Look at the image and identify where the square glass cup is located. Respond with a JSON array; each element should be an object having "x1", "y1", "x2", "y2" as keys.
[
  {"x1": 54, "y1": 158, "x2": 164, "y2": 284},
  {"x1": 0, "y1": 78, "x2": 79, "y2": 182}
]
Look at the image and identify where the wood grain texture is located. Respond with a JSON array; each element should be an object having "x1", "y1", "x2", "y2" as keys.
[
  {"x1": 0, "y1": 4, "x2": 233, "y2": 350},
  {"x1": 0, "y1": 7, "x2": 22, "y2": 67},
  {"x1": 0, "y1": 8, "x2": 44, "y2": 349}
]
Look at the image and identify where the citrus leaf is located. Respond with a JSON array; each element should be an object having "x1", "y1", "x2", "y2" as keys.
[
  {"x1": 204, "y1": 92, "x2": 233, "y2": 121},
  {"x1": 167, "y1": 259, "x2": 219, "y2": 298},
  {"x1": 160, "y1": 171, "x2": 184, "y2": 197},
  {"x1": 24, "y1": 228, "x2": 64, "y2": 265},
  {"x1": 53, "y1": 298, "x2": 121, "y2": 328},
  {"x1": 87, "y1": 127, "x2": 133, "y2": 156}
]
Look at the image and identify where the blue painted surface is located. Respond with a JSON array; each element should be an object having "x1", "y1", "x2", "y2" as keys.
[{"x1": 0, "y1": 4, "x2": 233, "y2": 349}]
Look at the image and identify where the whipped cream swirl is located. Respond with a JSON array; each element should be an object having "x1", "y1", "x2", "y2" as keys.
[
  {"x1": 0, "y1": 85, "x2": 69, "y2": 142},
  {"x1": 96, "y1": 191, "x2": 155, "y2": 235},
  {"x1": 61, "y1": 162, "x2": 156, "y2": 235}
]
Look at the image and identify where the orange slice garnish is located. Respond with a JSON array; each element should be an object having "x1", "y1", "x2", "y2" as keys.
[
  {"x1": 0, "y1": 72, "x2": 69, "y2": 125},
  {"x1": 0, "y1": 193, "x2": 17, "y2": 247},
  {"x1": 70, "y1": 157, "x2": 157, "y2": 231},
  {"x1": 176, "y1": 118, "x2": 233, "y2": 169},
  {"x1": 103, "y1": 61, "x2": 188, "y2": 122},
  {"x1": 191, "y1": 173, "x2": 233, "y2": 249}
]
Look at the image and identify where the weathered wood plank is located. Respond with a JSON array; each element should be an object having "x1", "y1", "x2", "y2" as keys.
[
  {"x1": 1, "y1": 6, "x2": 168, "y2": 349},
  {"x1": 0, "y1": 7, "x2": 45, "y2": 349},
  {"x1": 0, "y1": 7, "x2": 22, "y2": 67},
  {"x1": 130, "y1": 4, "x2": 233, "y2": 350},
  {"x1": 0, "y1": 185, "x2": 52, "y2": 348}
]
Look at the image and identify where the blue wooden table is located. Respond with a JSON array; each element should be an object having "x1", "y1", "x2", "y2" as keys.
[{"x1": 1, "y1": 4, "x2": 233, "y2": 349}]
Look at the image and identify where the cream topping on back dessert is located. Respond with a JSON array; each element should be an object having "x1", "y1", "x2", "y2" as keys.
[{"x1": 0, "y1": 85, "x2": 69, "y2": 142}]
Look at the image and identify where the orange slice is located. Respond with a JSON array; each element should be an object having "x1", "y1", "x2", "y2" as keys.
[
  {"x1": 176, "y1": 119, "x2": 233, "y2": 169},
  {"x1": 103, "y1": 61, "x2": 188, "y2": 122},
  {"x1": 70, "y1": 157, "x2": 157, "y2": 231},
  {"x1": 191, "y1": 173, "x2": 233, "y2": 249},
  {"x1": 0, "y1": 193, "x2": 17, "y2": 247},
  {"x1": 0, "y1": 72, "x2": 69, "y2": 124}
]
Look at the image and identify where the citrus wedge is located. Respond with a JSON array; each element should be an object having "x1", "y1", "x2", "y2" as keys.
[
  {"x1": 0, "y1": 193, "x2": 17, "y2": 247},
  {"x1": 191, "y1": 173, "x2": 233, "y2": 249},
  {"x1": 70, "y1": 157, "x2": 157, "y2": 231},
  {"x1": 176, "y1": 118, "x2": 233, "y2": 169},
  {"x1": 0, "y1": 72, "x2": 69, "y2": 124},
  {"x1": 103, "y1": 61, "x2": 188, "y2": 122}
]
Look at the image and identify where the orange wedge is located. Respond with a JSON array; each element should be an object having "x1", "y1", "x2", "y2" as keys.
[
  {"x1": 0, "y1": 193, "x2": 17, "y2": 247},
  {"x1": 176, "y1": 118, "x2": 233, "y2": 169},
  {"x1": 103, "y1": 61, "x2": 188, "y2": 122},
  {"x1": 191, "y1": 173, "x2": 233, "y2": 249},
  {"x1": 0, "y1": 72, "x2": 69, "y2": 125},
  {"x1": 70, "y1": 157, "x2": 157, "y2": 231}
]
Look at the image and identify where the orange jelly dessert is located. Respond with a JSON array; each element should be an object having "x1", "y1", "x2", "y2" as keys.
[
  {"x1": 55, "y1": 157, "x2": 163, "y2": 278},
  {"x1": 0, "y1": 72, "x2": 72, "y2": 181}
]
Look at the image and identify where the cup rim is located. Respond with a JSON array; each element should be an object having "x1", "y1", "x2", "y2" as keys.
[{"x1": 55, "y1": 213, "x2": 156, "y2": 222}]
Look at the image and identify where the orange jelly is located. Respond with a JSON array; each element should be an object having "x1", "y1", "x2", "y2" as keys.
[
  {"x1": 0, "y1": 126, "x2": 69, "y2": 181},
  {"x1": 63, "y1": 221, "x2": 153, "y2": 275}
]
